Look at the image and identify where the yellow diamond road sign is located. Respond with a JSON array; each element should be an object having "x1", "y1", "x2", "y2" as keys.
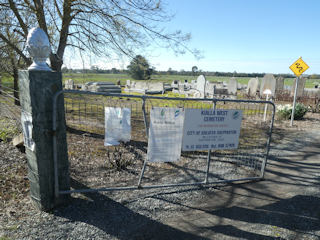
[{"x1": 289, "y1": 57, "x2": 309, "y2": 77}]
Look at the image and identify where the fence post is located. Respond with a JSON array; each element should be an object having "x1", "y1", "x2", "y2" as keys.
[
  {"x1": 18, "y1": 70, "x2": 70, "y2": 211},
  {"x1": 204, "y1": 100, "x2": 216, "y2": 184},
  {"x1": 137, "y1": 97, "x2": 148, "y2": 187}
]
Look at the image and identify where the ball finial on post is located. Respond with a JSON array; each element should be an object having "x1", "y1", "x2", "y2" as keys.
[{"x1": 26, "y1": 27, "x2": 52, "y2": 71}]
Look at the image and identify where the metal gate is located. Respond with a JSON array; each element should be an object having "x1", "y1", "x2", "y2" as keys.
[{"x1": 53, "y1": 90, "x2": 275, "y2": 197}]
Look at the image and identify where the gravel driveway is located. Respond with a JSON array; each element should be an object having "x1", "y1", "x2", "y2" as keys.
[{"x1": 1, "y1": 126, "x2": 320, "y2": 239}]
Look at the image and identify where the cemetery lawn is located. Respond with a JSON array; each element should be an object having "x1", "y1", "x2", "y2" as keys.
[
  {"x1": 62, "y1": 73, "x2": 320, "y2": 88},
  {"x1": 2, "y1": 72, "x2": 320, "y2": 88}
]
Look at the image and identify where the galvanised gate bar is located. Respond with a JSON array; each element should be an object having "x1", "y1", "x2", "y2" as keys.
[{"x1": 52, "y1": 90, "x2": 275, "y2": 198}]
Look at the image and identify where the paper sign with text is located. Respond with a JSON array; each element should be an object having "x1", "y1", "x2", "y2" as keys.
[
  {"x1": 104, "y1": 107, "x2": 131, "y2": 146},
  {"x1": 147, "y1": 107, "x2": 184, "y2": 162},
  {"x1": 21, "y1": 111, "x2": 35, "y2": 151},
  {"x1": 182, "y1": 109, "x2": 242, "y2": 151}
]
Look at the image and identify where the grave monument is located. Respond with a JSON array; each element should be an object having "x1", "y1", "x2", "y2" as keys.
[
  {"x1": 260, "y1": 74, "x2": 276, "y2": 97},
  {"x1": 291, "y1": 77, "x2": 306, "y2": 97},
  {"x1": 227, "y1": 77, "x2": 238, "y2": 95},
  {"x1": 247, "y1": 77, "x2": 260, "y2": 97},
  {"x1": 196, "y1": 75, "x2": 207, "y2": 97}
]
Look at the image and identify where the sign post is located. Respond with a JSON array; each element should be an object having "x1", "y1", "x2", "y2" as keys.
[{"x1": 289, "y1": 57, "x2": 309, "y2": 126}]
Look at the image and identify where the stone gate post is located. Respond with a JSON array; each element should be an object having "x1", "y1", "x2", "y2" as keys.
[{"x1": 18, "y1": 27, "x2": 69, "y2": 211}]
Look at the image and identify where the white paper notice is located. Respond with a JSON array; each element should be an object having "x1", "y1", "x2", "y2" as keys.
[
  {"x1": 147, "y1": 107, "x2": 184, "y2": 162},
  {"x1": 21, "y1": 111, "x2": 35, "y2": 151},
  {"x1": 182, "y1": 109, "x2": 242, "y2": 151},
  {"x1": 104, "y1": 107, "x2": 131, "y2": 146}
]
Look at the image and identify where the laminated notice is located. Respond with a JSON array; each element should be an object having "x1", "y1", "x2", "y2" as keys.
[
  {"x1": 104, "y1": 107, "x2": 131, "y2": 146},
  {"x1": 21, "y1": 111, "x2": 35, "y2": 151},
  {"x1": 147, "y1": 107, "x2": 184, "y2": 162},
  {"x1": 182, "y1": 109, "x2": 242, "y2": 151}
]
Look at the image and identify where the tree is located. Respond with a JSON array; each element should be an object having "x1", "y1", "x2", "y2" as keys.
[
  {"x1": 192, "y1": 66, "x2": 198, "y2": 76},
  {"x1": 0, "y1": 0, "x2": 198, "y2": 72},
  {"x1": 0, "y1": 26, "x2": 28, "y2": 105},
  {"x1": 127, "y1": 55, "x2": 151, "y2": 80}
]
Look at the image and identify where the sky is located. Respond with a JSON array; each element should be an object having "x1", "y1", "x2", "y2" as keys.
[{"x1": 64, "y1": 0, "x2": 320, "y2": 74}]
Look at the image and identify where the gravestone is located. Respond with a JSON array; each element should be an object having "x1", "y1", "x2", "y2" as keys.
[
  {"x1": 276, "y1": 76, "x2": 284, "y2": 91},
  {"x1": 64, "y1": 79, "x2": 74, "y2": 90},
  {"x1": 227, "y1": 77, "x2": 238, "y2": 95},
  {"x1": 134, "y1": 81, "x2": 149, "y2": 93},
  {"x1": 196, "y1": 75, "x2": 207, "y2": 97},
  {"x1": 86, "y1": 82, "x2": 121, "y2": 93},
  {"x1": 291, "y1": 77, "x2": 306, "y2": 97},
  {"x1": 147, "y1": 82, "x2": 164, "y2": 94},
  {"x1": 304, "y1": 88, "x2": 320, "y2": 97},
  {"x1": 247, "y1": 77, "x2": 260, "y2": 97},
  {"x1": 178, "y1": 83, "x2": 185, "y2": 93},
  {"x1": 206, "y1": 83, "x2": 216, "y2": 96},
  {"x1": 171, "y1": 80, "x2": 179, "y2": 89},
  {"x1": 190, "y1": 80, "x2": 197, "y2": 90},
  {"x1": 260, "y1": 74, "x2": 276, "y2": 97}
]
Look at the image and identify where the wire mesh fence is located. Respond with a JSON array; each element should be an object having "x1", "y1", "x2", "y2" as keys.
[
  {"x1": 0, "y1": 85, "x2": 22, "y2": 134},
  {"x1": 54, "y1": 90, "x2": 275, "y2": 195}
]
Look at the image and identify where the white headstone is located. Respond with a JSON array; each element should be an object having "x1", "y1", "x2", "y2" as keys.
[
  {"x1": 65, "y1": 79, "x2": 74, "y2": 90},
  {"x1": 134, "y1": 81, "x2": 149, "y2": 91},
  {"x1": 247, "y1": 77, "x2": 260, "y2": 97},
  {"x1": 196, "y1": 75, "x2": 207, "y2": 96},
  {"x1": 148, "y1": 82, "x2": 164, "y2": 93},
  {"x1": 260, "y1": 74, "x2": 276, "y2": 97},
  {"x1": 276, "y1": 76, "x2": 284, "y2": 91},
  {"x1": 227, "y1": 77, "x2": 238, "y2": 95}
]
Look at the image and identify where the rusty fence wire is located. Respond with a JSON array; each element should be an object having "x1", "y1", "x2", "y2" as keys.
[{"x1": 53, "y1": 90, "x2": 275, "y2": 196}]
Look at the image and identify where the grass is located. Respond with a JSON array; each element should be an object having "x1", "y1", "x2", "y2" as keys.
[
  {"x1": 1, "y1": 74, "x2": 14, "y2": 88},
  {"x1": 63, "y1": 73, "x2": 129, "y2": 85},
  {"x1": 62, "y1": 73, "x2": 252, "y2": 86},
  {"x1": 0, "y1": 119, "x2": 20, "y2": 142},
  {"x1": 2, "y1": 72, "x2": 320, "y2": 88},
  {"x1": 61, "y1": 73, "x2": 320, "y2": 88},
  {"x1": 0, "y1": 236, "x2": 12, "y2": 240}
]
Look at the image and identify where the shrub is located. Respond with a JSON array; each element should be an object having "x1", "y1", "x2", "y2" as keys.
[{"x1": 276, "y1": 103, "x2": 309, "y2": 120}]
